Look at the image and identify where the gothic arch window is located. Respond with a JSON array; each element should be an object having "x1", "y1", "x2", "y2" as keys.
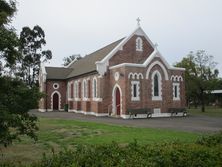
[
  {"x1": 82, "y1": 79, "x2": 87, "y2": 99},
  {"x1": 136, "y1": 37, "x2": 143, "y2": 51},
  {"x1": 154, "y1": 74, "x2": 159, "y2": 96},
  {"x1": 92, "y1": 77, "x2": 97, "y2": 98},
  {"x1": 151, "y1": 70, "x2": 162, "y2": 100}
]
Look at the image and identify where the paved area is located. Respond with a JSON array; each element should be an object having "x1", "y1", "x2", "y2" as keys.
[{"x1": 31, "y1": 110, "x2": 222, "y2": 133}]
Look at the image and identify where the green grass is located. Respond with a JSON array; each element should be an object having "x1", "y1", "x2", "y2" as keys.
[
  {"x1": 0, "y1": 117, "x2": 200, "y2": 165},
  {"x1": 188, "y1": 107, "x2": 222, "y2": 117}
]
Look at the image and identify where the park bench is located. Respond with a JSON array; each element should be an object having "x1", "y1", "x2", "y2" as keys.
[
  {"x1": 127, "y1": 108, "x2": 153, "y2": 119},
  {"x1": 168, "y1": 108, "x2": 187, "y2": 117}
]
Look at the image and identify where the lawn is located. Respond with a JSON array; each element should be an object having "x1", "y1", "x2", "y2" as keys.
[
  {"x1": 0, "y1": 117, "x2": 200, "y2": 165},
  {"x1": 188, "y1": 107, "x2": 222, "y2": 117}
]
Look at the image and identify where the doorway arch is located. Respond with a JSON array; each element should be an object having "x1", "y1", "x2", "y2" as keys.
[
  {"x1": 51, "y1": 91, "x2": 61, "y2": 111},
  {"x1": 112, "y1": 84, "x2": 122, "y2": 116}
]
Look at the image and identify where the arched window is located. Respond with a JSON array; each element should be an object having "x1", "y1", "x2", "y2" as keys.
[
  {"x1": 151, "y1": 71, "x2": 162, "y2": 100},
  {"x1": 136, "y1": 37, "x2": 143, "y2": 51},
  {"x1": 83, "y1": 80, "x2": 87, "y2": 98},
  {"x1": 93, "y1": 78, "x2": 97, "y2": 98},
  {"x1": 74, "y1": 81, "x2": 78, "y2": 98},
  {"x1": 154, "y1": 74, "x2": 159, "y2": 96}
]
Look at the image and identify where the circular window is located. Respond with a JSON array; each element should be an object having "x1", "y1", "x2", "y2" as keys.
[{"x1": 53, "y1": 83, "x2": 59, "y2": 89}]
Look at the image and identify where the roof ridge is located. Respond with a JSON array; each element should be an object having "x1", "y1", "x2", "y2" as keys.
[{"x1": 67, "y1": 38, "x2": 124, "y2": 67}]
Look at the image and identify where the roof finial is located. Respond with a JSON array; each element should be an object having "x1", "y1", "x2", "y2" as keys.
[{"x1": 136, "y1": 17, "x2": 141, "y2": 27}]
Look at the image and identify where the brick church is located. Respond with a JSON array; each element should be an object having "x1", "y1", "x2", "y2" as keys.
[{"x1": 39, "y1": 23, "x2": 186, "y2": 119}]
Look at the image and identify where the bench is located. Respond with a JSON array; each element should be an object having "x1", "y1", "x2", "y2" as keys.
[
  {"x1": 127, "y1": 108, "x2": 153, "y2": 119},
  {"x1": 168, "y1": 108, "x2": 187, "y2": 117}
]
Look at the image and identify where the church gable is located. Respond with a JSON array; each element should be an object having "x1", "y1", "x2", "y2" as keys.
[{"x1": 109, "y1": 34, "x2": 154, "y2": 67}]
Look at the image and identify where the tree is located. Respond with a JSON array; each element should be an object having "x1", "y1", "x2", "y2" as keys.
[
  {"x1": 0, "y1": 0, "x2": 19, "y2": 75},
  {"x1": 0, "y1": 0, "x2": 42, "y2": 147},
  {"x1": 0, "y1": 77, "x2": 41, "y2": 147},
  {"x1": 175, "y1": 50, "x2": 219, "y2": 112},
  {"x1": 62, "y1": 54, "x2": 81, "y2": 66},
  {"x1": 18, "y1": 25, "x2": 52, "y2": 86}
]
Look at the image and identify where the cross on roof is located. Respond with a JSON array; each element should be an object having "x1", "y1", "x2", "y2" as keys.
[{"x1": 136, "y1": 17, "x2": 141, "y2": 27}]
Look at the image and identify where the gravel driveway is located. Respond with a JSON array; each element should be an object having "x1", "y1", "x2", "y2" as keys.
[{"x1": 30, "y1": 110, "x2": 222, "y2": 133}]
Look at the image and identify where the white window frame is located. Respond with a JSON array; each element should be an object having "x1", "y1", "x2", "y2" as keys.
[
  {"x1": 173, "y1": 82, "x2": 180, "y2": 101},
  {"x1": 67, "y1": 82, "x2": 72, "y2": 100},
  {"x1": 131, "y1": 81, "x2": 140, "y2": 101},
  {"x1": 82, "y1": 79, "x2": 88, "y2": 101},
  {"x1": 151, "y1": 70, "x2": 162, "y2": 101},
  {"x1": 136, "y1": 37, "x2": 143, "y2": 51},
  {"x1": 92, "y1": 77, "x2": 97, "y2": 98},
  {"x1": 74, "y1": 81, "x2": 78, "y2": 99}
]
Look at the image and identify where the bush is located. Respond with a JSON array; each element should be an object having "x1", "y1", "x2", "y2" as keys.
[
  {"x1": 196, "y1": 131, "x2": 222, "y2": 146},
  {"x1": 30, "y1": 141, "x2": 222, "y2": 167},
  {"x1": 1, "y1": 133, "x2": 222, "y2": 167}
]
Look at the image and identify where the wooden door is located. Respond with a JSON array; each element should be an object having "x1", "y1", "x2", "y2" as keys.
[
  {"x1": 53, "y1": 93, "x2": 59, "y2": 110},
  {"x1": 115, "y1": 88, "x2": 120, "y2": 115}
]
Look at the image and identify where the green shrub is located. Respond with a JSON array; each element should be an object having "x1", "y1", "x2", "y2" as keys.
[
  {"x1": 1, "y1": 133, "x2": 222, "y2": 167},
  {"x1": 196, "y1": 131, "x2": 222, "y2": 146}
]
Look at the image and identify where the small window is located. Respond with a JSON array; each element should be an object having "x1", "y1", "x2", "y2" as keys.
[
  {"x1": 133, "y1": 84, "x2": 137, "y2": 97},
  {"x1": 174, "y1": 85, "x2": 177, "y2": 98},
  {"x1": 93, "y1": 78, "x2": 97, "y2": 98},
  {"x1": 53, "y1": 83, "x2": 59, "y2": 89},
  {"x1": 74, "y1": 81, "x2": 79, "y2": 98},
  {"x1": 131, "y1": 81, "x2": 140, "y2": 101},
  {"x1": 136, "y1": 37, "x2": 143, "y2": 51},
  {"x1": 173, "y1": 83, "x2": 180, "y2": 101},
  {"x1": 83, "y1": 80, "x2": 87, "y2": 98}
]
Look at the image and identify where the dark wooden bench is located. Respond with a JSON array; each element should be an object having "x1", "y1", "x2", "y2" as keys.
[
  {"x1": 168, "y1": 108, "x2": 187, "y2": 117},
  {"x1": 127, "y1": 108, "x2": 153, "y2": 119}
]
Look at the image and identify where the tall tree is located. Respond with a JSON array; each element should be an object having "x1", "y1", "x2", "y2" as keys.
[
  {"x1": 19, "y1": 25, "x2": 52, "y2": 86},
  {"x1": 175, "y1": 50, "x2": 219, "y2": 112},
  {"x1": 62, "y1": 54, "x2": 81, "y2": 66},
  {"x1": 0, "y1": 0, "x2": 19, "y2": 75},
  {"x1": 0, "y1": 0, "x2": 42, "y2": 147}
]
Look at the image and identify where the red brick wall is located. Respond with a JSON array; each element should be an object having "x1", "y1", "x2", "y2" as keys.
[
  {"x1": 109, "y1": 35, "x2": 154, "y2": 66},
  {"x1": 45, "y1": 80, "x2": 67, "y2": 111}
]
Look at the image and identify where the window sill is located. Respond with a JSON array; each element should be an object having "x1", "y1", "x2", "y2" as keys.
[{"x1": 152, "y1": 96, "x2": 162, "y2": 101}]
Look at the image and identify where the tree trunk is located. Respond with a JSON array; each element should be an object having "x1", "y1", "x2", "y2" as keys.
[{"x1": 200, "y1": 91, "x2": 205, "y2": 112}]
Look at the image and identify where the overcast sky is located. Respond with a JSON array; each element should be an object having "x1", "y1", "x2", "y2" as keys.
[{"x1": 13, "y1": 0, "x2": 222, "y2": 76}]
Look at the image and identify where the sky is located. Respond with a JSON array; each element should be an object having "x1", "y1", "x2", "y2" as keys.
[{"x1": 12, "y1": 0, "x2": 222, "y2": 76}]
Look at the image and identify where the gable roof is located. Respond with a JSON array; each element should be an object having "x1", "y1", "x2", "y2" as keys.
[
  {"x1": 66, "y1": 38, "x2": 124, "y2": 78},
  {"x1": 45, "y1": 38, "x2": 124, "y2": 80},
  {"x1": 45, "y1": 67, "x2": 73, "y2": 80}
]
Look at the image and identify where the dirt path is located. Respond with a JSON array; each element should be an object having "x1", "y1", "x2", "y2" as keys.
[{"x1": 30, "y1": 110, "x2": 222, "y2": 133}]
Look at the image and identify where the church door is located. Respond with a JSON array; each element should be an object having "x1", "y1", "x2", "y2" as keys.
[
  {"x1": 115, "y1": 87, "x2": 120, "y2": 115},
  {"x1": 53, "y1": 93, "x2": 59, "y2": 110}
]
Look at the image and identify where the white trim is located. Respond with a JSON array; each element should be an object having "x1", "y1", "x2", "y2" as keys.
[
  {"x1": 53, "y1": 83, "x2": 59, "y2": 89},
  {"x1": 68, "y1": 109, "x2": 108, "y2": 117},
  {"x1": 128, "y1": 72, "x2": 144, "y2": 79},
  {"x1": 92, "y1": 97, "x2": 103, "y2": 102},
  {"x1": 51, "y1": 91, "x2": 61, "y2": 110},
  {"x1": 171, "y1": 75, "x2": 183, "y2": 82},
  {"x1": 96, "y1": 26, "x2": 155, "y2": 76},
  {"x1": 151, "y1": 70, "x2": 162, "y2": 101},
  {"x1": 131, "y1": 81, "x2": 140, "y2": 101},
  {"x1": 108, "y1": 48, "x2": 185, "y2": 72},
  {"x1": 112, "y1": 84, "x2": 123, "y2": 116},
  {"x1": 38, "y1": 109, "x2": 46, "y2": 112},
  {"x1": 146, "y1": 61, "x2": 169, "y2": 80}
]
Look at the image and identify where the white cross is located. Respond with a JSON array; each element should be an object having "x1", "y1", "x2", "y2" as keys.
[{"x1": 136, "y1": 17, "x2": 141, "y2": 26}]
